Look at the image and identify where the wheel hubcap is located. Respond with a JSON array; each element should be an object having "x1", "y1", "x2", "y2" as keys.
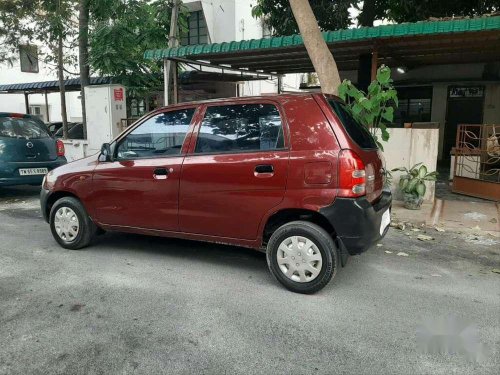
[
  {"x1": 277, "y1": 236, "x2": 323, "y2": 283},
  {"x1": 54, "y1": 207, "x2": 79, "y2": 242}
]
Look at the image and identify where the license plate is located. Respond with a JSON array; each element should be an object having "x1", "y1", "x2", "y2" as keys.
[
  {"x1": 19, "y1": 168, "x2": 48, "y2": 176},
  {"x1": 380, "y1": 208, "x2": 391, "y2": 235}
]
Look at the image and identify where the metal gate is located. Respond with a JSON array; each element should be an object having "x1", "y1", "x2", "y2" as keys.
[{"x1": 452, "y1": 124, "x2": 500, "y2": 201}]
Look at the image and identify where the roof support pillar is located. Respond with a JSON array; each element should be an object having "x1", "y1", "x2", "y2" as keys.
[
  {"x1": 371, "y1": 48, "x2": 378, "y2": 81},
  {"x1": 277, "y1": 76, "x2": 283, "y2": 94},
  {"x1": 173, "y1": 61, "x2": 178, "y2": 104},
  {"x1": 44, "y1": 90, "x2": 50, "y2": 122},
  {"x1": 24, "y1": 92, "x2": 30, "y2": 114}
]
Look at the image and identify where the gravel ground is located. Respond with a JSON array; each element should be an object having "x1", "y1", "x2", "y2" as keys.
[{"x1": 1, "y1": 186, "x2": 499, "y2": 375}]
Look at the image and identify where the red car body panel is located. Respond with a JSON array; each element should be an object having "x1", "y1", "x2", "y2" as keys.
[{"x1": 43, "y1": 93, "x2": 388, "y2": 251}]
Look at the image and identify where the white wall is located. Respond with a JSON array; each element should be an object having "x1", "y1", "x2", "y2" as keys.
[
  {"x1": 0, "y1": 43, "x2": 82, "y2": 123},
  {"x1": 382, "y1": 128, "x2": 440, "y2": 202}
]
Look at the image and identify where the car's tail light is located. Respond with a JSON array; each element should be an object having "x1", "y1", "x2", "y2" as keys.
[
  {"x1": 56, "y1": 139, "x2": 65, "y2": 157},
  {"x1": 338, "y1": 149, "x2": 366, "y2": 197}
]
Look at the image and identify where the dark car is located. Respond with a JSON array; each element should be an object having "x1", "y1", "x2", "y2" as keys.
[
  {"x1": 53, "y1": 122, "x2": 84, "y2": 140},
  {"x1": 0, "y1": 113, "x2": 67, "y2": 186},
  {"x1": 40, "y1": 94, "x2": 391, "y2": 294}
]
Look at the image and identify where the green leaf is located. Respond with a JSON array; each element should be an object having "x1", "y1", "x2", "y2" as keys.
[
  {"x1": 391, "y1": 167, "x2": 408, "y2": 172},
  {"x1": 376, "y1": 65, "x2": 391, "y2": 84},
  {"x1": 399, "y1": 177, "x2": 409, "y2": 190},
  {"x1": 352, "y1": 103, "x2": 363, "y2": 115},
  {"x1": 381, "y1": 107, "x2": 394, "y2": 122},
  {"x1": 338, "y1": 81, "x2": 349, "y2": 100},
  {"x1": 359, "y1": 97, "x2": 372, "y2": 110},
  {"x1": 415, "y1": 182, "x2": 426, "y2": 197},
  {"x1": 418, "y1": 165, "x2": 428, "y2": 178},
  {"x1": 406, "y1": 177, "x2": 419, "y2": 193},
  {"x1": 409, "y1": 162, "x2": 422, "y2": 172}
]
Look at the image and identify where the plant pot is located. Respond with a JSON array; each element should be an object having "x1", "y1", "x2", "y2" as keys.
[{"x1": 403, "y1": 193, "x2": 423, "y2": 210}]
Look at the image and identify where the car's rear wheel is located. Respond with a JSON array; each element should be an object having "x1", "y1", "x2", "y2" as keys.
[
  {"x1": 49, "y1": 197, "x2": 97, "y2": 250},
  {"x1": 266, "y1": 221, "x2": 338, "y2": 294}
]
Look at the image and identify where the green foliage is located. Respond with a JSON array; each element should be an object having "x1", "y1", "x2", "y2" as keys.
[
  {"x1": 0, "y1": 0, "x2": 77, "y2": 69},
  {"x1": 251, "y1": 0, "x2": 500, "y2": 36},
  {"x1": 338, "y1": 65, "x2": 398, "y2": 151},
  {"x1": 252, "y1": 0, "x2": 351, "y2": 36},
  {"x1": 385, "y1": 0, "x2": 500, "y2": 23},
  {"x1": 89, "y1": 0, "x2": 187, "y2": 97},
  {"x1": 391, "y1": 163, "x2": 438, "y2": 198}
]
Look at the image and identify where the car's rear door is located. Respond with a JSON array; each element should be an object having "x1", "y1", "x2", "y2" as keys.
[
  {"x1": 89, "y1": 107, "x2": 197, "y2": 231},
  {"x1": 178, "y1": 100, "x2": 290, "y2": 240}
]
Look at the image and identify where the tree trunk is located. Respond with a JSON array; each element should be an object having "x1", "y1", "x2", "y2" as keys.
[
  {"x1": 57, "y1": 35, "x2": 69, "y2": 139},
  {"x1": 78, "y1": 0, "x2": 90, "y2": 139},
  {"x1": 289, "y1": 0, "x2": 341, "y2": 95}
]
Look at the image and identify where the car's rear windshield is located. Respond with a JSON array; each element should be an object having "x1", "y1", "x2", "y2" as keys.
[
  {"x1": 0, "y1": 117, "x2": 50, "y2": 139},
  {"x1": 328, "y1": 100, "x2": 377, "y2": 149}
]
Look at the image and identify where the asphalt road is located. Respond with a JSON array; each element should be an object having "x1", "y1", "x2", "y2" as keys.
[{"x1": 1, "y1": 186, "x2": 499, "y2": 375}]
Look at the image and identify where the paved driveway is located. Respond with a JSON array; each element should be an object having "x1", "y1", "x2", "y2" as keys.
[{"x1": 1, "y1": 186, "x2": 499, "y2": 374}]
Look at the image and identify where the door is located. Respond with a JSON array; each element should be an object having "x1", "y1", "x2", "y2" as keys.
[
  {"x1": 90, "y1": 108, "x2": 196, "y2": 231},
  {"x1": 444, "y1": 88, "x2": 484, "y2": 159},
  {"x1": 179, "y1": 102, "x2": 289, "y2": 240}
]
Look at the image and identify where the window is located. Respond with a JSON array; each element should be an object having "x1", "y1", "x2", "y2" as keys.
[
  {"x1": 181, "y1": 11, "x2": 208, "y2": 45},
  {"x1": 394, "y1": 86, "x2": 433, "y2": 126},
  {"x1": 116, "y1": 108, "x2": 195, "y2": 159},
  {"x1": 19, "y1": 45, "x2": 39, "y2": 73},
  {"x1": 195, "y1": 104, "x2": 285, "y2": 154},
  {"x1": 328, "y1": 100, "x2": 377, "y2": 150},
  {"x1": 29, "y1": 105, "x2": 44, "y2": 121},
  {"x1": 0, "y1": 117, "x2": 50, "y2": 139}
]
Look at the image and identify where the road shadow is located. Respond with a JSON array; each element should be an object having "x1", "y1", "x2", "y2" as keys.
[{"x1": 88, "y1": 231, "x2": 268, "y2": 273}]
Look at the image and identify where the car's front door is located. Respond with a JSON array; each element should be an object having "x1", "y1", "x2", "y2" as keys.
[
  {"x1": 89, "y1": 107, "x2": 196, "y2": 231},
  {"x1": 179, "y1": 101, "x2": 289, "y2": 240}
]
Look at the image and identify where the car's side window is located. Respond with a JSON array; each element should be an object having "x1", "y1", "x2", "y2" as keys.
[
  {"x1": 195, "y1": 104, "x2": 284, "y2": 154},
  {"x1": 116, "y1": 108, "x2": 195, "y2": 159}
]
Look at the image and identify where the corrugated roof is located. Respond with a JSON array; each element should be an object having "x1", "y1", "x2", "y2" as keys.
[
  {"x1": 145, "y1": 15, "x2": 500, "y2": 60},
  {"x1": 0, "y1": 77, "x2": 113, "y2": 93}
]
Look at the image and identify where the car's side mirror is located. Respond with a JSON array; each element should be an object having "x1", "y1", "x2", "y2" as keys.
[{"x1": 99, "y1": 143, "x2": 113, "y2": 162}]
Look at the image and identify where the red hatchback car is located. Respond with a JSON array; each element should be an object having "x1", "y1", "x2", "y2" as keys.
[{"x1": 41, "y1": 93, "x2": 391, "y2": 293}]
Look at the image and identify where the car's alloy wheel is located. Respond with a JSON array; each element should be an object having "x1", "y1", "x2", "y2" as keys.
[{"x1": 267, "y1": 221, "x2": 338, "y2": 294}]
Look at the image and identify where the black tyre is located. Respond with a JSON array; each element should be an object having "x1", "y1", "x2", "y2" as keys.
[
  {"x1": 49, "y1": 196, "x2": 97, "y2": 250},
  {"x1": 266, "y1": 221, "x2": 338, "y2": 294}
]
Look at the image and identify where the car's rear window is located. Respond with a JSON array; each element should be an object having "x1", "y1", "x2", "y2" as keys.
[
  {"x1": 0, "y1": 117, "x2": 50, "y2": 139},
  {"x1": 328, "y1": 100, "x2": 377, "y2": 149}
]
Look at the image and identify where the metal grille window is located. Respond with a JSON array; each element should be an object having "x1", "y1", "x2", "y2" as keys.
[
  {"x1": 181, "y1": 11, "x2": 208, "y2": 46},
  {"x1": 19, "y1": 45, "x2": 39, "y2": 73}
]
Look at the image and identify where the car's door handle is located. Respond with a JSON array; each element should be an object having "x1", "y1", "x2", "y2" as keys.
[
  {"x1": 153, "y1": 167, "x2": 169, "y2": 180},
  {"x1": 254, "y1": 164, "x2": 274, "y2": 178}
]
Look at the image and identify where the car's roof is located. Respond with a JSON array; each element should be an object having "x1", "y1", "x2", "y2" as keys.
[{"x1": 156, "y1": 92, "x2": 339, "y2": 110}]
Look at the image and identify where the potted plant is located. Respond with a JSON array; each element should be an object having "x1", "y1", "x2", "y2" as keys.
[{"x1": 392, "y1": 163, "x2": 437, "y2": 210}]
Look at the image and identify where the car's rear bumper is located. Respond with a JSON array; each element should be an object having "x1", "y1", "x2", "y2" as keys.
[
  {"x1": 320, "y1": 191, "x2": 392, "y2": 255},
  {"x1": 0, "y1": 158, "x2": 66, "y2": 186}
]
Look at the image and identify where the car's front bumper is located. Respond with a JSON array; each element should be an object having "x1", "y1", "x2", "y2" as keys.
[
  {"x1": 40, "y1": 186, "x2": 51, "y2": 223},
  {"x1": 0, "y1": 158, "x2": 66, "y2": 186},
  {"x1": 320, "y1": 191, "x2": 392, "y2": 255}
]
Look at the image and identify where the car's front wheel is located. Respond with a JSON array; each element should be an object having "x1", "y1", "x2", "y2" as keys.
[
  {"x1": 49, "y1": 196, "x2": 97, "y2": 250},
  {"x1": 266, "y1": 221, "x2": 338, "y2": 294}
]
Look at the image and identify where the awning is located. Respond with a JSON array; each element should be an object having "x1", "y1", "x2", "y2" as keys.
[
  {"x1": 144, "y1": 15, "x2": 500, "y2": 74},
  {"x1": 0, "y1": 77, "x2": 113, "y2": 94}
]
